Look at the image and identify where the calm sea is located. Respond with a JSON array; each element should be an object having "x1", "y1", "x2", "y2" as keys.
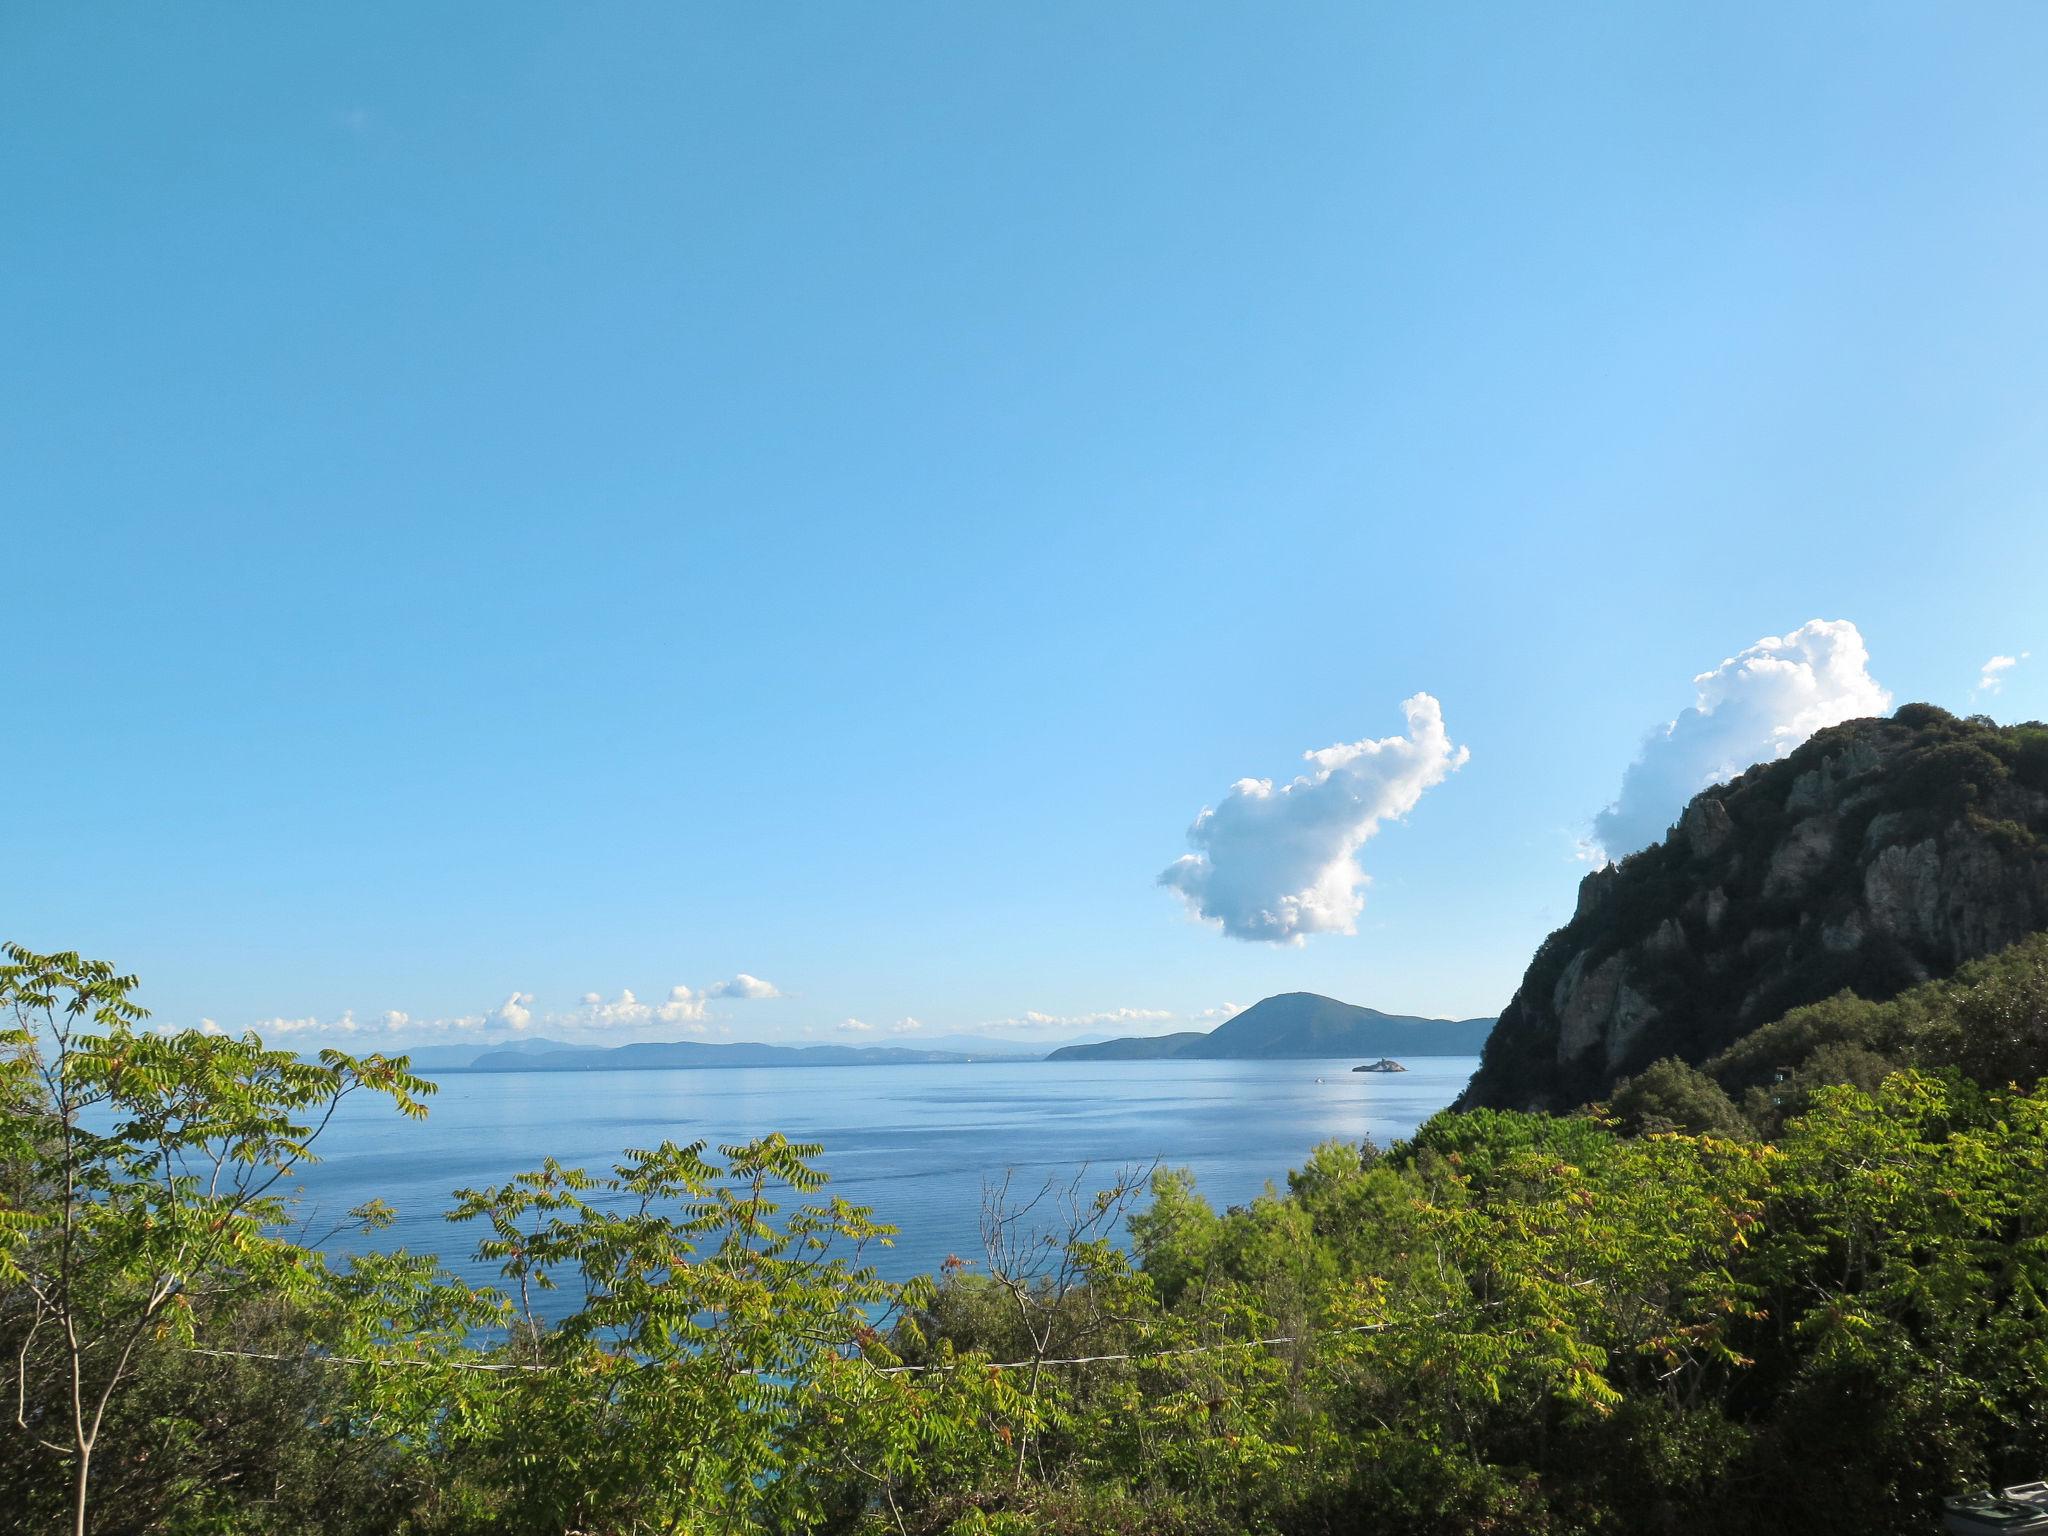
[{"x1": 289, "y1": 1057, "x2": 1476, "y2": 1305}]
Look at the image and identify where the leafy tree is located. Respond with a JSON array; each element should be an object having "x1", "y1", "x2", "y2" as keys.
[
  {"x1": 351, "y1": 1134, "x2": 924, "y2": 1535},
  {"x1": 1607, "y1": 1057, "x2": 1750, "y2": 1137},
  {"x1": 1925, "y1": 935, "x2": 2048, "y2": 1088},
  {"x1": 1738, "y1": 1072, "x2": 2048, "y2": 1527},
  {"x1": 0, "y1": 944, "x2": 429, "y2": 1536}
]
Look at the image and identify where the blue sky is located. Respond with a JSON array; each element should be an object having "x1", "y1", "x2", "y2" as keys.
[{"x1": 6, "y1": 5, "x2": 2046, "y2": 1048}]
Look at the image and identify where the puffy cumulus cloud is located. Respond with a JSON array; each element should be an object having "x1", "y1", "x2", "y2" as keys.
[
  {"x1": 837, "y1": 1018, "x2": 873, "y2": 1033},
  {"x1": 706, "y1": 973, "x2": 782, "y2": 1000},
  {"x1": 890, "y1": 1017, "x2": 923, "y2": 1034},
  {"x1": 1195, "y1": 1002, "x2": 1246, "y2": 1022},
  {"x1": 1978, "y1": 653, "x2": 2029, "y2": 696},
  {"x1": 558, "y1": 987, "x2": 709, "y2": 1030},
  {"x1": 492, "y1": 991, "x2": 534, "y2": 1031},
  {"x1": 541, "y1": 975, "x2": 776, "y2": 1031},
  {"x1": 1592, "y1": 619, "x2": 1891, "y2": 860},
  {"x1": 1160, "y1": 693, "x2": 1469, "y2": 945}
]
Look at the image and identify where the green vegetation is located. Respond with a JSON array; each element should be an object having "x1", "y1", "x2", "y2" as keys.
[
  {"x1": 7, "y1": 938, "x2": 2048, "y2": 1534},
  {"x1": 1705, "y1": 926, "x2": 2048, "y2": 1134}
]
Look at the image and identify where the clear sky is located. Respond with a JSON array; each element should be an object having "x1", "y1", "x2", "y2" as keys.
[{"x1": 7, "y1": 5, "x2": 2046, "y2": 1049}]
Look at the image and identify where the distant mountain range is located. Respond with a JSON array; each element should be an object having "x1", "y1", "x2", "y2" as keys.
[
  {"x1": 462, "y1": 1040, "x2": 1039, "y2": 1071},
  {"x1": 890, "y1": 1033, "x2": 1062, "y2": 1057},
  {"x1": 1046, "y1": 993, "x2": 1494, "y2": 1061},
  {"x1": 398, "y1": 1037, "x2": 573, "y2": 1070},
  {"x1": 372, "y1": 998, "x2": 1490, "y2": 1074},
  {"x1": 392, "y1": 1033, "x2": 1058, "y2": 1072}
]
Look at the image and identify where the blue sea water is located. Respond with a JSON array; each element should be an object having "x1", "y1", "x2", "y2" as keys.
[{"x1": 289, "y1": 1057, "x2": 1476, "y2": 1304}]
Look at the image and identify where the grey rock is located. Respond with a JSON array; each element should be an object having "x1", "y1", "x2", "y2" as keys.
[
  {"x1": 1862, "y1": 811, "x2": 1913, "y2": 852},
  {"x1": 1682, "y1": 797, "x2": 1735, "y2": 860},
  {"x1": 1648, "y1": 916, "x2": 1689, "y2": 958},
  {"x1": 1605, "y1": 981, "x2": 1660, "y2": 1071},
  {"x1": 1788, "y1": 740, "x2": 1887, "y2": 812},
  {"x1": 1556, "y1": 953, "x2": 1624, "y2": 1063},
  {"x1": 1863, "y1": 839, "x2": 1944, "y2": 947},
  {"x1": 1575, "y1": 863, "x2": 1621, "y2": 922},
  {"x1": 1821, "y1": 910, "x2": 1866, "y2": 953},
  {"x1": 1763, "y1": 817, "x2": 1837, "y2": 899}
]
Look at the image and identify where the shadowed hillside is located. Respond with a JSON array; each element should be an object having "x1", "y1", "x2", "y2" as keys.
[{"x1": 1461, "y1": 704, "x2": 2048, "y2": 1111}]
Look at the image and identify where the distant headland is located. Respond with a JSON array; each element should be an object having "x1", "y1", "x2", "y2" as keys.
[
  {"x1": 1047, "y1": 993, "x2": 1494, "y2": 1062},
  {"x1": 391, "y1": 993, "x2": 1493, "y2": 1073}
]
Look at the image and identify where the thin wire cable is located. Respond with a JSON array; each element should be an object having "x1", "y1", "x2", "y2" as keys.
[{"x1": 184, "y1": 1284, "x2": 1598, "y2": 1378}]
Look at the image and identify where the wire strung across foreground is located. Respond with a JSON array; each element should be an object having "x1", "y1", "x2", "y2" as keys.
[{"x1": 185, "y1": 1285, "x2": 1598, "y2": 1378}]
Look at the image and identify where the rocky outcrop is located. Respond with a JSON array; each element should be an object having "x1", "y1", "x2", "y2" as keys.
[{"x1": 1459, "y1": 706, "x2": 2048, "y2": 1111}]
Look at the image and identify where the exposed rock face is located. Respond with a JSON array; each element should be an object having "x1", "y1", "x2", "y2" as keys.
[{"x1": 1459, "y1": 706, "x2": 2048, "y2": 1111}]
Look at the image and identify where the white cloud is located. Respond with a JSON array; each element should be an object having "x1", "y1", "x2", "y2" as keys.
[
  {"x1": 1030, "y1": 1007, "x2": 1172, "y2": 1028},
  {"x1": 1160, "y1": 692, "x2": 1469, "y2": 945},
  {"x1": 554, "y1": 987, "x2": 709, "y2": 1031},
  {"x1": 233, "y1": 976, "x2": 733, "y2": 1045},
  {"x1": 492, "y1": 991, "x2": 534, "y2": 1031},
  {"x1": 1195, "y1": 1002, "x2": 1246, "y2": 1022},
  {"x1": 1592, "y1": 619, "x2": 1891, "y2": 859},
  {"x1": 979, "y1": 1007, "x2": 1177, "y2": 1032},
  {"x1": 253, "y1": 1015, "x2": 324, "y2": 1036},
  {"x1": 837, "y1": 1017, "x2": 873, "y2": 1033},
  {"x1": 1977, "y1": 652, "x2": 2029, "y2": 696},
  {"x1": 248, "y1": 1006, "x2": 488, "y2": 1040},
  {"x1": 706, "y1": 973, "x2": 782, "y2": 1000},
  {"x1": 890, "y1": 1017, "x2": 923, "y2": 1034},
  {"x1": 238, "y1": 977, "x2": 745, "y2": 1045}
]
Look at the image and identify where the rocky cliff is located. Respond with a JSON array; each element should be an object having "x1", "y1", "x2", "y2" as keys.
[{"x1": 1459, "y1": 705, "x2": 2048, "y2": 1111}]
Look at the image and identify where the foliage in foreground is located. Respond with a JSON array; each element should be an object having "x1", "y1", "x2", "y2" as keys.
[{"x1": 4, "y1": 941, "x2": 2048, "y2": 1535}]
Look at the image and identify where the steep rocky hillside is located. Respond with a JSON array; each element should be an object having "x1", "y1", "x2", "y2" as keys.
[{"x1": 1459, "y1": 705, "x2": 2048, "y2": 1111}]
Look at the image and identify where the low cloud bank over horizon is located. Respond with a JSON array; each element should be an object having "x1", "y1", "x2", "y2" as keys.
[
  {"x1": 221, "y1": 972, "x2": 785, "y2": 1043},
  {"x1": 168, "y1": 984, "x2": 1239, "y2": 1048},
  {"x1": 1591, "y1": 619, "x2": 1892, "y2": 860},
  {"x1": 1160, "y1": 693, "x2": 1469, "y2": 945},
  {"x1": 978, "y1": 1006, "x2": 1178, "y2": 1033}
]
